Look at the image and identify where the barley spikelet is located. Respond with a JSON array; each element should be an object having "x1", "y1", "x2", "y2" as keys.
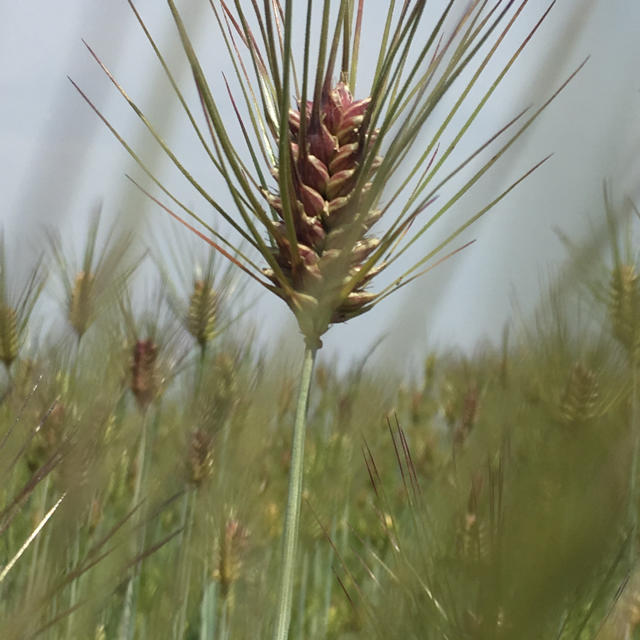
[
  {"x1": 130, "y1": 338, "x2": 159, "y2": 409},
  {"x1": 460, "y1": 513, "x2": 490, "y2": 565},
  {"x1": 68, "y1": 270, "x2": 95, "y2": 338},
  {"x1": 559, "y1": 361, "x2": 600, "y2": 426},
  {"x1": 0, "y1": 304, "x2": 18, "y2": 368},
  {"x1": 186, "y1": 427, "x2": 213, "y2": 487},
  {"x1": 215, "y1": 517, "x2": 249, "y2": 600},
  {"x1": 210, "y1": 352, "x2": 237, "y2": 422},
  {"x1": 262, "y1": 82, "x2": 382, "y2": 343},
  {"x1": 186, "y1": 278, "x2": 217, "y2": 349},
  {"x1": 609, "y1": 263, "x2": 640, "y2": 362}
]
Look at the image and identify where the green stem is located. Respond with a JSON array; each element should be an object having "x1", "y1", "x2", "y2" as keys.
[
  {"x1": 66, "y1": 534, "x2": 82, "y2": 636},
  {"x1": 174, "y1": 489, "x2": 196, "y2": 639},
  {"x1": 25, "y1": 475, "x2": 50, "y2": 601},
  {"x1": 273, "y1": 344, "x2": 317, "y2": 640},
  {"x1": 120, "y1": 409, "x2": 152, "y2": 640}
]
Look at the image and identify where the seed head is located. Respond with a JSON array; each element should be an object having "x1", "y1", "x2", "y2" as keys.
[
  {"x1": 68, "y1": 270, "x2": 95, "y2": 338},
  {"x1": 50, "y1": 211, "x2": 139, "y2": 341},
  {"x1": 0, "y1": 304, "x2": 18, "y2": 369},
  {"x1": 186, "y1": 427, "x2": 214, "y2": 487},
  {"x1": 559, "y1": 361, "x2": 600, "y2": 427},
  {"x1": 262, "y1": 82, "x2": 382, "y2": 343},
  {"x1": 609, "y1": 263, "x2": 640, "y2": 362},
  {"x1": 215, "y1": 516, "x2": 249, "y2": 600},
  {"x1": 0, "y1": 239, "x2": 45, "y2": 370},
  {"x1": 210, "y1": 352, "x2": 238, "y2": 420},
  {"x1": 186, "y1": 278, "x2": 217, "y2": 349},
  {"x1": 130, "y1": 338, "x2": 159, "y2": 409}
]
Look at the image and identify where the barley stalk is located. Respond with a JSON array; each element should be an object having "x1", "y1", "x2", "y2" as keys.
[
  {"x1": 119, "y1": 409, "x2": 152, "y2": 639},
  {"x1": 274, "y1": 344, "x2": 316, "y2": 640}
]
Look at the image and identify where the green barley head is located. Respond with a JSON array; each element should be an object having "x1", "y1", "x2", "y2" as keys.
[
  {"x1": 186, "y1": 427, "x2": 214, "y2": 487},
  {"x1": 559, "y1": 361, "x2": 600, "y2": 427},
  {"x1": 0, "y1": 304, "x2": 18, "y2": 370},
  {"x1": 68, "y1": 270, "x2": 96, "y2": 338},
  {"x1": 50, "y1": 210, "x2": 139, "y2": 342},
  {"x1": 609, "y1": 263, "x2": 640, "y2": 363},
  {"x1": 0, "y1": 236, "x2": 45, "y2": 370},
  {"x1": 186, "y1": 278, "x2": 217, "y2": 349}
]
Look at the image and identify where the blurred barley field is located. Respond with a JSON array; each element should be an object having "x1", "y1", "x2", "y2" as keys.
[
  {"x1": 0, "y1": 199, "x2": 637, "y2": 639},
  {"x1": 1, "y1": 2, "x2": 639, "y2": 639}
]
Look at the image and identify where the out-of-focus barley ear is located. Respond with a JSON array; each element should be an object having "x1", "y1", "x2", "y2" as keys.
[
  {"x1": 0, "y1": 303, "x2": 18, "y2": 371},
  {"x1": 151, "y1": 238, "x2": 247, "y2": 369},
  {"x1": 0, "y1": 235, "x2": 46, "y2": 372},
  {"x1": 186, "y1": 278, "x2": 217, "y2": 352},
  {"x1": 119, "y1": 285, "x2": 187, "y2": 413},
  {"x1": 215, "y1": 515, "x2": 249, "y2": 602},
  {"x1": 609, "y1": 262, "x2": 640, "y2": 364},
  {"x1": 186, "y1": 427, "x2": 214, "y2": 487},
  {"x1": 130, "y1": 338, "x2": 159, "y2": 410},
  {"x1": 558, "y1": 361, "x2": 601, "y2": 427},
  {"x1": 49, "y1": 207, "x2": 141, "y2": 343},
  {"x1": 209, "y1": 351, "x2": 240, "y2": 425},
  {"x1": 68, "y1": 270, "x2": 95, "y2": 339}
]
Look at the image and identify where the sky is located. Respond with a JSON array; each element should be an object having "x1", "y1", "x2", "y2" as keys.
[{"x1": 1, "y1": 1, "x2": 639, "y2": 372}]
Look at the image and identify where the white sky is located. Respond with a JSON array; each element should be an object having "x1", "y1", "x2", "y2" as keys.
[{"x1": 1, "y1": 1, "x2": 639, "y2": 371}]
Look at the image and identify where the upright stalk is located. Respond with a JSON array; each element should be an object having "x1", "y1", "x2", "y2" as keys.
[
  {"x1": 273, "y1": 345, "x2": 317, "y2": 640},
  {"x1": 120, "y1": 408, "x2": 152, "y2": 640},
  {"x1": 173, "y1": 488, "x2": 196, "y2": 638}
]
